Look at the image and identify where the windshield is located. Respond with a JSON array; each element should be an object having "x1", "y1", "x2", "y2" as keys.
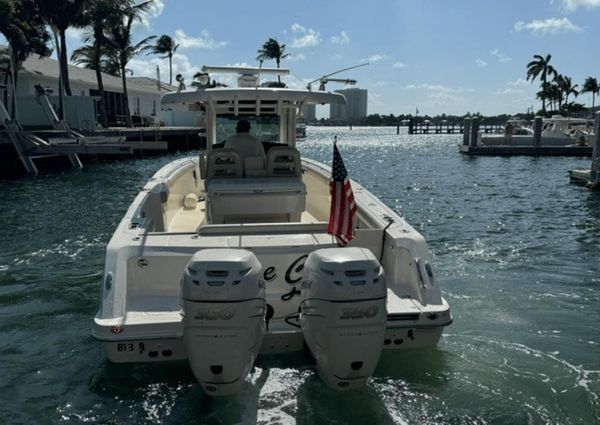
[{"x1": 216, "y1": 114, "x2": 281, "y2": 144}]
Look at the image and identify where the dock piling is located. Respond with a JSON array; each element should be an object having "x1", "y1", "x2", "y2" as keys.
[
  {"x1": 462, "y1": 118, "x2": 471, "y2": 146},
  {"x1": 470, "y1": 117, "x2": 479, "y2": 147},
  {"x1": 533, "y1": 116, "x2": 542, "y2": 147}
]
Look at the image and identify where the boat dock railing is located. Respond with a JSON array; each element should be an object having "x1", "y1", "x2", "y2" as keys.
[{"x1": 400, "y1": 119, "x2": 503, "y2": 135}]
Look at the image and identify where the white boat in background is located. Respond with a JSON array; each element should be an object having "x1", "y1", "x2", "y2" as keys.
[
  {"x1": 296, "y1": 122, "x2": 307, "y2": 139},
  {"x1": 480, "y1": 116, "x2": 594, "y2": 146},
  {"x1": 93, "y1": 66, "x2": 451, "y2": 395}
]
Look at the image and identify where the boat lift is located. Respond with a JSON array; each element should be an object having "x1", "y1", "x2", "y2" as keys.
[{"x1": 0, "y1": 85, "x2": 133, "y2": 175}]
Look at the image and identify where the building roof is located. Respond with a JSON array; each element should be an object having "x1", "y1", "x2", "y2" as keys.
[
  {"x1": 18, "y1": 54, "x2": 177, "y2": 94},
  {"x1": 129, "y1": 76, "x2": 178, "y2": 92}
]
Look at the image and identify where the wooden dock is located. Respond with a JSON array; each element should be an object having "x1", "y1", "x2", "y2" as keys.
[
  {"x1": 403, "y1": 120, "x2": 503, "y2": 135},
  {"x1": 459, "y1": 145, "x2": 592, "y2": 157},
  {"x1": 410, "y1": 123, "x2": 504, "y2": 135},
  {"x1": 88, "y1": 127, "x2": 206, "y2": 152},
  {"x1": 458, "y1": 116, "x2": 595, "y2": 157}
]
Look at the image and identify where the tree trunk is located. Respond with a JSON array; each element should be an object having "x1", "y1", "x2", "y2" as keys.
[
  {"x1": 168, "y1": 54, "x2": 172, "y2": 85},
  {"x1": 541, "y1": 75, "x2": 547, "y2": 114},
  {"x1": 277, "y1": 58, "x2": 281, "y2": 84},
  {"x1": 59, "y1": 30, "x2": 72, "y2": 96},
  {"x1": 121, "y1": 66, "x2": 132, "y2": 127},
  {"x1": 93, "y1": 28, "x2": 108, "y2": 128},
  {"x1": 95, "y1": 65, "x2": 108, "y2": 127},
  {"x1": 3, "y1": 71, "x2": 8, "y2": 108}
]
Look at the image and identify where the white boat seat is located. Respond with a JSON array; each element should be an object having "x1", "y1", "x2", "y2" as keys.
[
  {"x1": 206, "y1": 177, "x2": 306, "y2": 224},
  {"x1": 206, "y1": 149, "x2": 242, "y2": 179},
  {"x1": 244, "y1": 156, "x2": 267, "y2": 177},
  {"x1": 267, "y1": 147, "x2": 301, "y2": 177}
]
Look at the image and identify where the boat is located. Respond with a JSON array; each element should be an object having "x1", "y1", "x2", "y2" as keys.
[
  {"x1": 93, "y1": 65, "x2": 452, "y2": 395},
  {"x1": 480, "y1": 116, "x2": 594, "y2": 146},
  {"x1": 296, "y1": 122, "x2": 307, "y2": 139}
]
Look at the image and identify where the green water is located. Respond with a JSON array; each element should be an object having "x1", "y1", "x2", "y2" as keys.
[{"x1": 0, "y1": 127, "x2": 598, "y2": 424}]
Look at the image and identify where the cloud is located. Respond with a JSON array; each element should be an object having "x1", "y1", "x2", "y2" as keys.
[
  {"x1": 330, "y1": 31, "x2": 350, "y2": 45},
  {"x1": 281, "y1": 74, "x2": 314, "y2": 90},
  {"x1": 290, "y1": 24, "x2": 321, "y2": 48},
  {"x1": 404, "y1": 84, "x2": 472, "y2": 93},
  {"x1": 427, "y1": 92, "x2": 465, "y2": 104},
  {"x1": 560, "y1": 0, "x2": 600, "y2": 11},
  {"x1": 489, "y1": 49, "x2": 512, "y2": 63},
  {"x1": 494, "y1": 87, "x2": 527, "y2": 95},
  {"x1": 514, "y1": 17, "x2": 582, "y2": 35},
  {"x1": 331, "y1": 53, "x2": 343, "y2": 60},
  {"x1": 128, "y1": 52, "x2": 200, "y2": 82},
  {"x1": 475, "y1": 58, "x2": 488, "y2": 67},
  {"x1": 175, "y1": 29, "x2": 228, "y2": 50},
  {"x1": 362, "y1": 54, "x2": 389, "y2": 63},
  {"x1": 392, "y1": 62, "x2": 407, "y2": 69},
  {"x1": 288, "y1": 53, "x2": 306, "y2": 61},
  {"x1": 134, "y1": 0, "x2": 164, "y2": 30},
  {"x1": 506, "y1": 78, "x2": 530, "y2": 87},
  {"x1": 374, "y1": 81, "x2": 388, "y2": 87},
  {"x1": 368, "y1": 92, "x2": 386, "y2": 107}
]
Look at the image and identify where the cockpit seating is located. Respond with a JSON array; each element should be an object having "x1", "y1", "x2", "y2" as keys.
[
  {"x1": 266, "y1": 147, "x2": 301, "y2": 177},
  {"x1": 204, "y1": 146, "x2": 306, "y2": 224},
  {"x1": 206, "y1": 149, "x2": 242, "y2": 179}
]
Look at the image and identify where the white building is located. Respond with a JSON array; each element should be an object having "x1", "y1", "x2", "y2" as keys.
[
  {"x1": 301, "y1": 104, "x2": 316, "y2": 122},
  {"x1": 8, "y1": 54, "x2": 196, "y2": 129},
  {"x1": 329, "y1": 88, "x2": 368, "y2": 121}
]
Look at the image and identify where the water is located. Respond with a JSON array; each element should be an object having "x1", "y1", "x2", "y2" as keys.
[{"x1": 1, "y1": 127, "x2": 598, "y2": 424}]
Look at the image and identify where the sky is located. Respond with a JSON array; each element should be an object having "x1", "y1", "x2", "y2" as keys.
[{"x1": 49, "y1": 0, "x2": 600, "y2": 116}]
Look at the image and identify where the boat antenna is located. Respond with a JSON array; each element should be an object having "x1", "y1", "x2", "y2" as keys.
[{"x1": 307, "y1": 63, "x2": 369, "y2": 91}]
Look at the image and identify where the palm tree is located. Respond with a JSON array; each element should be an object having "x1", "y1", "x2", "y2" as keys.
[
  {"x1": 149, "y1": 35, "x2": 178, "y2": 85},
  {"x1": 537, "y1": 82, "x2": 555, "y2": 113},
  {"x1": 79, "y1": 0, "x2": 120, "y2": 127},
  {"x1": 38, "y1": 0, "x2": 87, "y2": 96},
  {"x1": 256, "y1": 38, "x2": 290, "y2": 84},
  {"x1": 0, "y1": 0, "x2": 51, "y2": 117},
  {"x1": 558, "y1": 75, "x2": 578, "y2": 103},
  {"x1": 581, "y1": 77, "x2": 599, "y2": 117},
  {"x1": 71, "y1": 44, "x2": 120, "y2": 75},
  {"x1": 526, "y1": 54, "x2": 557, "y2": 113},
  {"x1": 105, "y1": 3, "x2": 156, "y2": 127},
  {"x1": 548, "y1": 82, "x2": 562, "y2": 112}
]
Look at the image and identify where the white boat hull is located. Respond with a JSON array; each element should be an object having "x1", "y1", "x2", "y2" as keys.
[
  {"x1": 97, "y1": 323, "x2": 447, "y2": 364},
  {"x1": 93, "y1": 155, "x2": 451, "y2": 391}
]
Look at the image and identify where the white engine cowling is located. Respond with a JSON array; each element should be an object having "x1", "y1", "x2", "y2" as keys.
[
  {"x1": 182, "y1": 249, "x2": 265, "y2": 396},
  {"x1": 300, "y1": 247, "x2": 387, "y2": 390}
]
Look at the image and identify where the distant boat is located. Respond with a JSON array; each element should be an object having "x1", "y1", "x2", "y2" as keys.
[
  {"x1": 480, "y1": 116, "x2": 594, "y2": 146},
  {"x1": 296, "y1": 122, "x2": 307, "y2": 139}
]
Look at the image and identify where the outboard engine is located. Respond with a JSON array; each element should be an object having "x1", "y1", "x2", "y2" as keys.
[
  {"x1": 300, "y1": 247, "x2": 387, "y2": 390},
  {"x1": 182, "y1": 249, "x2": 265, "y2": 396}
]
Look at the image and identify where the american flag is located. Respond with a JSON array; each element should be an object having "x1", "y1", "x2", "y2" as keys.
[{"x1": 328, "y1": 140, "x2": 356, "y2": 247}]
